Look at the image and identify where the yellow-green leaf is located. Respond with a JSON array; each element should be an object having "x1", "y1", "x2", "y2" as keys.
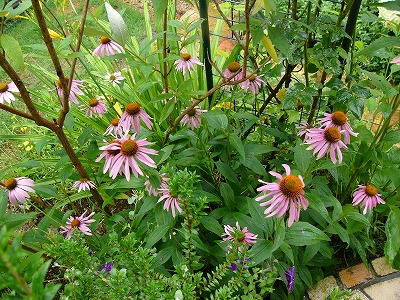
[{"x1": 0, "y1": 33, "x2": 24, "y2": 71}]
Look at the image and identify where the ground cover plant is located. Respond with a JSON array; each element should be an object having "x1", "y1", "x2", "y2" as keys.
[{"x1": 0, "y1": 0, "x2": 399, "y2": 298}]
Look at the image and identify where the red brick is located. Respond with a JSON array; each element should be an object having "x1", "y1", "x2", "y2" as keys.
[{"x1": 338, "y1": 263, "x2": 373, "y2": 288}]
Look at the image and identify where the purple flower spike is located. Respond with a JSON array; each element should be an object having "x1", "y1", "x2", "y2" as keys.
[
  {"x1": 98, "y1": 262, "x2": 113, "y2": 273},
  {"x1": 285, "y1": 266, "x2": 295, "y2": 292},
  {"x1": 230, "y1": 263, "x2": 238, "y2": 272}
]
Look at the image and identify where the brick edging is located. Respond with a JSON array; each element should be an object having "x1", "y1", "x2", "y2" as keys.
[{"x1": 306, "y1": 257, "x2": 400, "y2": 300}]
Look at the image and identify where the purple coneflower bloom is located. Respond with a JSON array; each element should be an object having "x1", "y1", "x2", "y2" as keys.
[
  {"x1": 60, "y1": 211, "x2": 95, "y2": 239},
  {"x1": 297, "y1": 123, "x2": 313, "y2": 137},
  {"x1": 157, "y1": 182, "x2": 182, "y2": 217},
  {"x1": 105, "y1": 118, "x2": 123, "y2": 137},
  {"x1": 92, "y1": 36, "x2": 123, "y2": 58},
  {"x1": 3, "y1": 177, "x2": 34, "y2": 205},
  {"x1": 97, "y1": 135, "x2": 157, "y2": 181},
  {"x1": 145, "y1": 174, "x2": 168, "y2": 197},
  {"x1": 304, "y1": 127, "x2": 348, "y2": 164},
  {"x1": 285, "y1": 266, "x2": 295, "y2": 292},
  {"x1": 222, "y1": 222, "x2": 258, "y2": 252},
  {"x1": 119, "y1": 102, "x2": 153, "y2": 133},
  {"x1": 180, "y1": 106, "x2": 206, "y2": 130},
  {"x1": 391, "y1": 56, "x2": 400, "y2": 65},
  {"x1": 223, "y1": 61, "x2": 242, "y2": 82},
  {"x1": 174, "y1": 53, "x2": 203, "y2": 76},
  {"x1": 239, "y1": 72, "x2": 265, "y2": 94},
  {"x1": 96, "y1": 139, "x2": 122, "y2": 175},
  {"x1": 57, "y1": 78, "x2": 85, "y2": 104},
  {"x1": 0, "y1": 81, "x2": 19, "y2": 104},
  {"x1": 71, "y1": 178, "x2": 96, "y2": 192},
  {"x1": 256, "y1": 164, "x2": 309, "y2": 227},
  {"x1": 319, "y1": 111, "x2": 358, "y2": 144},
  {"x1": 98, "y1": 262, "x2": 113, "y2": 273},
  {"x1": 352, "y1": 185, "x2": 385, "y2": 215},
  {"x1": 84, "y1": 98, "x2": 107, "y2": 117},
  {"x1": 105, "y1": 72, "x2": 124, "y2": 86}
]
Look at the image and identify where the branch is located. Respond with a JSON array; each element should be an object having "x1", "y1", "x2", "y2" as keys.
[
  {"x1": 0, "y1": 53, "x2": 53, "y2": 128},
  {"x1": 58, "y1": 0, "x2": 90, "y2": 127},
  {"x1": 211, "y1": 0, "x2": 245, "y2": 49},
  {"x1": 0, "y1": 104, "x2": 35, "y2": 121},
  {"x1": 31, "y1": 0, "x2": 69, "y2": 116}
]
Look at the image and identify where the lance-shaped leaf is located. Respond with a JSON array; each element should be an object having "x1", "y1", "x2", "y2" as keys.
[
  {"x1": 105, "y1": 2, "x2": 128, "y2": 46},
  {"x1": 0, "y1": 33, "x2": 24, "y2": 71}
]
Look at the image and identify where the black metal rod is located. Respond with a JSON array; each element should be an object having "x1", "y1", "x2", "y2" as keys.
[{"x1": 199, "y1": 0, "x2": 214, "y2": 107}]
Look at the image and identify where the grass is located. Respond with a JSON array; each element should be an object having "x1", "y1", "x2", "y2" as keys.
[{"x1": 0, "y1": 0, "x2": 147, "y2": 174}]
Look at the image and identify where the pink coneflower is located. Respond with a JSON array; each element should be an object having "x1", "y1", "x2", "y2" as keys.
[
  {"x1": 239, "y1": 73, "x2": 265, "y2": 94},
  {"x1": 98, "y1": 135, "x2": 157, "y2": 181},
  {"x1": 157, "y1": 181, "x2": 182, "y2": 217},
  {"x1": 145, "y1": 174, "x2": 168, "y2": 197},
  {"x1": 223, "y1": 61, "x2": 242, "y2": 82},
  {"x1": 391, "y1": 56, "x2": 400, "y2": 65},
  {"x1": 105, "y1": 118, "x2": 123, "y2": 137},
  {"x1": 96, "y1": 139, "x2": 122, "y2": 175},
  {"x1": 180, "y1": 106, "x2": 206, "y2": 130},
  {"x1": 71, "y1": 178, "x2": 96, "y2": 192},
  {"x1": 92, "y1": 36, "x2": 123, "y2": 58},
  {"x1": 304, "y1": 127, "x2": 348, "y2": 164},
  {"x1": 0, "y1": 81, "x2": 19, "y2": 104},
  {"x1": 255, "y1": 164, "x2": 309, "y2": 227},
  {"x1": 174, "y1": 53, "x2": 203, "y2": 76},
  {"x1": 319, "y1": 111, "x2": 358, "y2": 144},
  {"x1": 60, "y1": 211, "x2": 95, "y2": 239},
  {"x1": 105, "y1": 72, "x2": 124, "y2": 86},
  {"x1": 57, "y1": 78, "x2": 85, "y2": 104},
  {"x1": 297, "y1": 123, "x2": 313, "y2": 137},
  {"x1": 222, "y1": 221, "x2": 258, "y2": 252},
  {"x1": 3, "y1": 177, "x2": 34, "y2": 205},
  {"x1": 84, "y1": 98, "x2": 108, "y2": 117},
  {"x1": 119, "y1": 102, "x2": 153, "y2": 133},
  {"x1": 352, "y1": 185, "x2": 385, "y2": 215}
]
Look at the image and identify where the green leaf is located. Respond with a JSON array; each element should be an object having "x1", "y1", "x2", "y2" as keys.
[
  {"x1": 159, "y1": 99, "x2": 175, "y2": 124},
  {"x1": 294, "y1": 140, "x2": 311, "y2": 174},
  {"x1": 229, "y1": 134, "x2": 246, "y2": 163},
  {"x1": 286, "y1": 222, "x2": 330, "y2": 246},
  {"x1": 34, "y1": 184, "x2": 58, "y2": 198},
  {"x1": 364, "y1": 70, "x2": 397, "y2": 96},
  {"x1": 203, "y1": 109, "x2": 228, "y2": 130},
  {"x1": 249, "y1": 239, "x2": 275, "y2": 265},
  {"x1": 302, "y1": 244, "x2": 320, "y2": 266},
  {"x1": 268, "y1": 26, "x2": 290, "y2": 57},
  {"x1": 385, "y1": 206, "x2": 400, "y2": 269},
  {"x1": 333, "y1": 223, "x2": 349, "y2": 244},
  {"x1": 356, "y1": 36, "x2": 400, "y2": 57},
  {"x1": 0, "y1": 33, "x2": 24, "y2": 71},
  {"x1": 187, "y1": 19, "x2": 204, "y2": 33},
  {"x1": 200, "y1": 215, "x2": 223, "y2": 235},
  {"x1": 105, "y1": 2, "x2": 128, "y2": 46},
  {"x1": 220, "y1": 183, "x2": 235, "y2": 210},
  {"x1": 152, "y1": 0, "x2": 168, "y2": 25},
  {"x1": 381, "y1": 129, "x2": 400, "y2": 146},
  {"x1": 0, "y1": 212, "x2": 38, "y2": 230},
  {"x1": 349, "y1": 98, "x2": 364, "y2": 120},
  {"x1": 335, "y1": 88, "x2": 354, "y2": 104},
  {"x1": 215, "y1": 161, "x2": 239, "y2": 184},
  {"x1": 59, "y1": 164, "x2": 73, "y2": 182},
  {"x1": 145, "y1": 224, "x2": 170, "y2": 248}
]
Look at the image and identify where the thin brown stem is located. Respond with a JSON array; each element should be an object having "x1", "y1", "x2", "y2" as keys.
[
  {"x1": 212, "y1": 0, "x2": 245, "y2": 49},
  {"x1": 31, "y1": 0, "x2": 69, "y2": 112},
  {"x1": 58, "y1": 0, "x2": 90, "y2": 127},
  {"x1": 0, "y1": 53, "x2": 53, "y2": 128},
  {"x1": 0, "y1": 104, "x2": 35, "y2": 121}
]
